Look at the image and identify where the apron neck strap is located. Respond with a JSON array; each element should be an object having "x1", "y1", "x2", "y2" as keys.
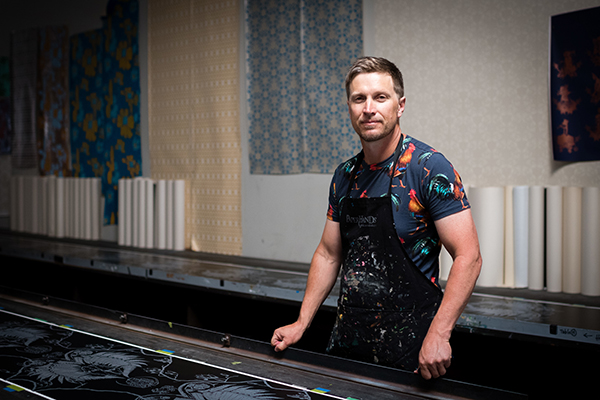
[{"x1": 347, "y1": 135, "x2": 405, "y2": 197}]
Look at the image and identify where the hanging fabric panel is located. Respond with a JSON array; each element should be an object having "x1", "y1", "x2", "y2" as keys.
[
  {"x1": 550, "y1": 6, "x2": 600, "y2": 161},
  {"x1": 0, "y1": 56, "x2": 10, "y2": 155},
  {"x1": 10, "y1": 29, "x2": 38, "y2": 169},
  {"x1": 148, "y1": 0, "x2": 242, "y2": 254},
  {"x1": 38, "y1": 26, "x2": 71, "y2": 176},
  {"x1": 246, "y1": 0, "x2": 363, "y2": 174},
  {"x1": 70, "y1": 0, "x2": 142, "y2": 225}
]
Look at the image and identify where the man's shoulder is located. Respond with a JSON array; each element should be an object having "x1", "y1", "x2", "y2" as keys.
[
  {"x1": 333, "y1": 152, "x2": 361, "y2": 180},
  {"x1": 404, "y1": 135, "x2": 452, "y2": 169}
]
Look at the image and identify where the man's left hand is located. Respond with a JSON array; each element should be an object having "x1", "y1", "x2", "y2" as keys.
[{"x1": 415, "y1": 332, "x2": 452, "y2": 380}]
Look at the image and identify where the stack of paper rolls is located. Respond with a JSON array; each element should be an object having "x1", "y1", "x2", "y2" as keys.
[
  {"x1": 9, "y1": 176, "x2": 102, "y2": 240},
  {"x1": 437, "y1": 185, "x2": 600, "y2": 295},
  {"x1": 117, "y1": 178, "x2": 185, "y2": 251}
]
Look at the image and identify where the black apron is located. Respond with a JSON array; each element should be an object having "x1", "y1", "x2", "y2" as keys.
[{"x1": 326, "y1": 140, "x2": 443, "y2": 370}]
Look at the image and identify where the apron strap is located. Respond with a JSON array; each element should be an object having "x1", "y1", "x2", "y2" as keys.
[{"x1": 346, "y1": 135, "x2": 405, "y2": 198}]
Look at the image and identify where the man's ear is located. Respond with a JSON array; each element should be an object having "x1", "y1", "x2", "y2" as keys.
[{"x1": 397, "y1": 96, "x2": 406, "y2": 118}]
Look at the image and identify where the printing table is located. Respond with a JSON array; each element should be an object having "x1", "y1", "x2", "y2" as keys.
[{"x1": 1, "y1": 230, "x2": 599, "y2": 398}]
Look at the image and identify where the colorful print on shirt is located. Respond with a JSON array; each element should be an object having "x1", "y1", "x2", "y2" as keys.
[{"x1": 328, "y1": 134, "x2": 470, "y2": 283}]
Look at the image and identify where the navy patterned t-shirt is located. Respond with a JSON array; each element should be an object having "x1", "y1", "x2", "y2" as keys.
[{"x1": 327, "y1": 134, "x2": 470, "y2": 284}]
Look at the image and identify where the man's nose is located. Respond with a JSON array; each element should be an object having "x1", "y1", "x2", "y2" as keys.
[{"x1": 363, "y1": 98, "x2": 376, "y2": 114}]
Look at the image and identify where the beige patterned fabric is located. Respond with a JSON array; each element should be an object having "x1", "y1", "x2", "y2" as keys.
[{"x1": 147, "y1": 0, "x2": 241, "y2": 254}]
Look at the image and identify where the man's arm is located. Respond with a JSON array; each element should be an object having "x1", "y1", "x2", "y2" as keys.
[
  {"x1": 271, "y1": 219, "x2": 343, "y2": 352},
  {"x1": 418, "y1": 209, "x2": 482, "y2": 379}
]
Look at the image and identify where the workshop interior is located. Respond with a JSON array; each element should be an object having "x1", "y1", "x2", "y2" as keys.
[{"x1": 1, "y1": 1, "x2": 600, "y2": 399}]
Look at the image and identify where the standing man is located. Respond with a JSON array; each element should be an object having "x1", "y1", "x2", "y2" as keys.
[{"x1": 271, "y1": 57, "x2": 481, "y2": 380}]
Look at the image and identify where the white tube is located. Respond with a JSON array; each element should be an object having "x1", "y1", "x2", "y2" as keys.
[
  {"x1": 56, "y1": 177, "x2": 65, "y2": 238},
  {"x1": 581, "y1": 187, "x2": 600, "y2": 296},
  {"x1": 156, "y1": 180, "x2": 166, "y2": 249},
  {"x1": 513, "y1": 186, "x2": 529, "y2": 288},
  {"x1": 562, "y1": 187, "x2": 582, "y2": 294},
  {"x1": 469, "y1": 186, "x2": 505, "y2": 287},
  {"x1": 173, "y1": 180, "x2": 185, "y2": 251},
  {"x1": 146, "y1": 179, "x2": 154, "y2": 248},
  {"x1": 118, "y1": 179, "x2": 126, "y2": 245},
  {"x1": 545, "y1": 186, "x2": 563, "y2": 292},
  {"x1": 527, "y1": 186, "x2": 545, "y2": 290},
  {"x1": 166, "y1": 180, "x2": 174, "y2": 250}
]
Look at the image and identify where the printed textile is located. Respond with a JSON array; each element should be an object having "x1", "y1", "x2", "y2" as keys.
[
  {"x1": 70, "y1": 0, "x2": 142, "y2": 225},
  {"x1": 148, "y1": 0, "x2": 242, "y2": 254},
  {"x1": 0, "y1": 56, "x2": 10, "y2": 154},
  {"x1": 550, "y1": 6, "x2": 600, "y2": 161},
  {"x1": 246, "y1": 0, "x2": 363, "y2": 174},
  {"x1": 38, "y1": 26, "x2": 71, "y2": 176},
  {"x1": 10, "y1": 29, "x2": 38, "y2": 168}
]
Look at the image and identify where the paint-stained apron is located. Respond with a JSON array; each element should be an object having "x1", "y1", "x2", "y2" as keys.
[{"x1": 327, "y1": 142, "x2": 444, "y2": 370}]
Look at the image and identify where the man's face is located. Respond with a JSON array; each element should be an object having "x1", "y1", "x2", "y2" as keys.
[{"x1": 347, "y1": 72, "x2": 405, "y2": 143}]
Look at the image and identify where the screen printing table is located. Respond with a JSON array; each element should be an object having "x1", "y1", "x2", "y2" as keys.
[{"x1": 1, "y1": 230, "x2": 599, "y2": 398}]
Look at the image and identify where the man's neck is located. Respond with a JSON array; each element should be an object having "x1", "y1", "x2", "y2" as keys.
[{"x1": 361, "y1": 128, "x2": 404, "y2": 165}]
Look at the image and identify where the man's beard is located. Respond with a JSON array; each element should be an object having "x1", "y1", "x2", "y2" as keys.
[{"x1": 356, "y1": 126, "x2": 395, "y2": 143}]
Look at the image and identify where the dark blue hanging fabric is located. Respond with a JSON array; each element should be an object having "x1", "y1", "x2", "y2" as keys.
[{"x1": 550, "y1": 6, "x2": 600, "y2": 162}]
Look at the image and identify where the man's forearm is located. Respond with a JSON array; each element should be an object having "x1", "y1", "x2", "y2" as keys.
[
  {"x1": 296, "y1": 247, "x2": 341, "y2": 330},
  {"x1": 429, "y1": 251, "x2": 481, "y2": 339}
]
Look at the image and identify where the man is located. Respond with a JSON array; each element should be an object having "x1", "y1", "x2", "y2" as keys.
[{"x1": 271, "y1": 57, "x2": 481, "y2": 380}]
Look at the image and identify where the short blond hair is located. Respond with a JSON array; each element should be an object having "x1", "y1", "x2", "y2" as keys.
[{"x1": 345, "y1": 56, "x2": 404, "y2": 100}]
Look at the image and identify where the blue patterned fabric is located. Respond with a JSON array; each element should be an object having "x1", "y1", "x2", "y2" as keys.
[
  {"x1": 550, "y1": 6, "x2": 600, "y2": 161},
  {"x1": 70, "y1": 0, "x2": 141, "y2": 225},
  {"x1": 245, "y1": 0, "x2": 363, "y2": 174}
]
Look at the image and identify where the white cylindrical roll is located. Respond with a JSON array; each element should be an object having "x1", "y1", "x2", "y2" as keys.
[
  {"x1": 47, "y1": 176, "x2": 56, "y2": 237},
  {"x1": 513, "y1": 186, "x2": 529, "y2": 288},
  {"x1": 72, "y1": 178, "x2": 80, "y2": 239},
  {"x1": 545, "y1": 186, "x2": 563, "y2": 292},
  {"x1": 83, "y1": 178, "x2": 92, "y2": 240},
  {"x1": 118, "y1": 179, "x2": 126, "y2": 245},
  {"x1": 91, "y1": 178, "x2": 100, "y2": 240},
  {"x1": 528, "y1": 186, "x2": 545, "y2": 291},
  {"x1": 31, "y1": 177, "x2": 39, "y2": 234},
  {"x1": 40, "y1": 177, "x2": 48, "y2": 235},
  {"x1": 166, "y1": 180, "x2": 174, "y2": 250},
  {"x1": 581, "y1": 187, "x2": 600, "y2": 296},
  {"x1": 173, "y1": 180, "x2": 185, "y2": 251},
  {"x1": 55, "y1": 177, "x2": 65, "y2": 238},
  {"x1": 132, "y1": 178, "x2": 140, "y2": 247},
  {"x1": 23, "y1": 177, "x2": 32, "y2": 233},
  {"x1": 146, "y1": 179, "x2": 154, "y2": 248},
  {"x1": 63, "y1": 177, "x2": 71, "y2": 238},
  {"x1": 563, "y1": 186, "x2": 582, "y2": 294},
  {"x1": 124, "y1": 179, "x2": 132, "y2": 246},
  {"x1": 79, "y1": 178, "x2": 87, "y2": 239},
  {"x1": 156, "y1": 180, "x2": 166, "y2": 249},
  {"x1": 137, "y1": 178, "x2": 146, "y2": 248},
  {"x1": 504, "y1": 186, "x2": 515, "y2": 287},
  {"x1": 468, "y1": 186, "x2": 505, "y2": 287},
  {"x1": 439, "y1": 245, "x2": 452, "y2": 281}
]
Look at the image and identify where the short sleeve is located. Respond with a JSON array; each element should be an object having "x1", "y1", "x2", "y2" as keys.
[{"x1": 420, "y1": 153, "x2": 470, "y2": 222}]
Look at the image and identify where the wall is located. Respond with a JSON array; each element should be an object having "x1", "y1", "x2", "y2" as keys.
[
  {"x1": 2, "y1": 1, "x2": 599, "y2": 264},
  {"x1": 239, "y1": 0, "x2": 600, "y2": 266},
  {"x1": 372, "y1": 0, "x2": 600, "y2": 187}
]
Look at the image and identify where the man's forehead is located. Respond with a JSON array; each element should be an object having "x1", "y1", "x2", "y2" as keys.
[{"x1": 349, "y1": 72, "x2": 395, "y2": 91}]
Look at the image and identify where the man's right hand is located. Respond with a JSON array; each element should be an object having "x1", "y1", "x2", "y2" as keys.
[{"x1": 271, "y1": 321, "x2": 305, "y2": 352}]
